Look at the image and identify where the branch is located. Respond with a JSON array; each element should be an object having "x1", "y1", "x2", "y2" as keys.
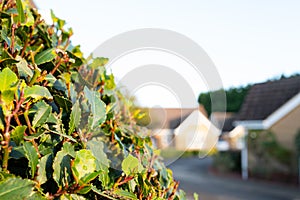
[{"x1": 2, "y1": 89, "x2": 25, "y2": 171}]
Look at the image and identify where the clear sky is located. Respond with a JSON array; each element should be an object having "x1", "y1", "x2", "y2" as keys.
[{"x1": 35, "y1": 0, "x2": 300, "y2": 108}]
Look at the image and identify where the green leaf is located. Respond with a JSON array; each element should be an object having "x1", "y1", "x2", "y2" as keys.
[
  {"x1": 11, "y1": 125, "x2": 26, "y2": 145},
  {"x1": 1, "y1": 90, "x2": 15, "y2": 106},
  {"x1": 61, "y1": 142, "x2": 75, "y2": 158},
  {"x1": 53, "y1": 150, "x2": 72, "y2": 188},
  {"x1": 34, "y1": 48, "x2": 56, "y2": 65},
  {"x1": 72, "y1": 150, "x2": 96, "y2": 182},
  {"x1": 0, "y1": 177, "x2": 34, "y2": 199},
  {"x1": 1, "y1": 23, "x2": 11, "y2": 46},
  {"x1": 178, "y1": 190, "x2": 187, "y2": 199},
  {"x1": 32, "y1": 101, "x2": 52, "y2": 128},
  {"x1": 10, "y1": 146, "x2": 25, "y2": 159},
  {"x1": 67, "y1": 51, "x2": 83, "y2": 67},
  {"x1": 44, "y1": 118, "x2": 77, "y2": 142},
  {"x1": 87, "y1": 140, "x2": 110, "y2": 169},
  {"x1": 104, "y1": 74, "x2": 116, "y2": 92},
  {"x1": 53, "y1": 95, "x2": 72, "y2": 115},
  {"x1": 45, "y1": 74, "x2": 57, "y2": 85},
  {"x1": 26, "y1": 191, "x2": 47, "y2": 200},
  {"x1": 81, "y1": 171, "x2": 101, "y2": 184},
  {"x1": 50, "y1": 9, "x2": 58, "y2": 23},
  {"x1": 68, "y1": 101, "x2": 81, "y2": 135},
  {"x1": 114, "y1": 189, "x2": 138, "y2": 200},
  {"x1": 37, "y1": 154, "x2": 52, "y2": 185},
  {"x1": 84, "y1": 87, "x2": 106, "y2": 130},
  {"x1": 91, "y1": 186, "x2": 117, "y2": 200},
  {"x1": 193, "y1": 192, "x2": 199, "y2": 200},
  {"x1": 60, "y1": 194, "x2": 86, "y2": 200},
  {"x1": 16, "y1": 0, "x2": 25, "y2": 24},
  {"x1": 23, "y1": 141, "x2": 39, "y2": 179},
  {"x1": 25, "y1": 9, "x2": 35, "y2": 27},
  {"x1": 24, "y1": 85, "x2": 53, "y2": 100},
  {"x1": 90, "y1": 57, "x2": 108, "y2": 69},
  {"x1": 24, "y1": 130, "x2": 45, "y2": 140},
  {"x1": 121, "y1": 154, "x2": 144, "y2": 176},
  {"x1": 77, "y1": 185, "x2": 92, "y2": 194},
  {"x1": 88, "y1": 141, "x2": 111, "y2": 189},
  {"x1": 38, "y1": 133, "x2": 61, "y2": 155},
  {"x1": 16, "y1": 56, "x2": 33, "y2": 79},
  {"x1": 0, "y1": 68, "x2": 18, "y2": 92}
]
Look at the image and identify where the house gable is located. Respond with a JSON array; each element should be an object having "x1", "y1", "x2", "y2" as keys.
[
  {"x1": 235, "y1": 76, "x2": 300, "y2": 129},
  {"x1": 237, "y1": 76, "x2": 300, "y2": 121}
]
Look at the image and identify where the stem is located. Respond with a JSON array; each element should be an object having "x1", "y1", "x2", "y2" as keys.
[
  {"x1": 63, "y1": 37, "x2": 70, "y2": 51},
  {"x1": 31, "y1": 140, "x2": 41, "y2": 158},
  {"x1": 13, "y1": 113, "x2": 21, "y2": 126},
  {"x1": 50, "y1": 57, "x2": 63, "y2": 75},
  {"x1": 10, "y1": 23, "x2": 16, "y2": 55},
  {"x1": 21, "y1": 25, "x2": 34, "y2": 57},
  {"x1": 2, "y1": 115, "x2": 12, "y2": 171},
  {"x1": 2, "y1": 90, "x2": 25, "y2": 171},
  {"x1": 91, "y1": 187, "x2": 117, "y2": 200},
  {"x1": 114, "y1": 176, "x2": 134, "y2": 186},
  {"x1": 168, "y1": 181, "x2": 179, "y2": 200},
  {"x1": 29, "y1": 68, "x2": 41, "y2": 86},
  {"x1": 13, "y1": 93, "x2": 21, "y2": 126},
  {"x1": 24, "y1": 102, "x2": 33, "y2": 134}
]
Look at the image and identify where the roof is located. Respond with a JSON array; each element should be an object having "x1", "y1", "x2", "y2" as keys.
[
  {"x1": 223, "y1": 116, "x2": 236, "y2": 132},
  {"x1": 144, "y1": 108, "x2": 197, "y2": 129},
  {"x1": 210, "y1": 112, "x2": 235, "y2": 132},
  {"x1": 237, "y1": 76, "x2": 300, "y2": 121}
]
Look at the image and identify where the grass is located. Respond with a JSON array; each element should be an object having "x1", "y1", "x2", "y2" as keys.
[{"x1": 160, "y1": 147, "x2": 217, "y2": 159}]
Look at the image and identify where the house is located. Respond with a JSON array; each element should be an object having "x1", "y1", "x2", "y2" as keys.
[
  {"x1": 145, "y1": 107, "x2": 196, "y2": 149},
  {"x1": 174, "y1": 109, "x2": 220, "y2": 151},
  {"x1": 234, "y1": 75, "x2": 300, "y2": 180},
  {"x1": 235, "y1": 76, "x2": 300, "y2": 150},
  {"x1": 211, "y1": 112, "x2": 245, "y2": 150},
  {"x1": 143, "y1": 105, "x2": 220, "y2": 151}
]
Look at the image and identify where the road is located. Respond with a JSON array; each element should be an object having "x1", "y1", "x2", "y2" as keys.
[{"x1": 167, "y1": 157, "x2": 300, "y2": 200}]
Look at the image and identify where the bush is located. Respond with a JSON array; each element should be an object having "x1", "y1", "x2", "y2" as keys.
[
  {"x1": 249, "y1": 131, "x2": 292, "y2": 166},
  {"x1": 212, "y1": 151, "x2": 241, "y2": 173},
  {"x1": 295, "y1": 129, "x2": 300, "y2": 156},
  {"x1": 0, "y1": 1, "x2": 192, "y2": 199},
  {"x1": 248, "y1": 131, "x2": 296, "y2": 183}
]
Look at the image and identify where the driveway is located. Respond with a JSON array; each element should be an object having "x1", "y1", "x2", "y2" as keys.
[{"x1": 167, "y1": 157, "x2": 300, "y2": 200}]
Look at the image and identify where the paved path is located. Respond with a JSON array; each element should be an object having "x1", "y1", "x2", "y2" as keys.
[{"x1": 167, "y1": 157, "x2": 300, "y2": 200}]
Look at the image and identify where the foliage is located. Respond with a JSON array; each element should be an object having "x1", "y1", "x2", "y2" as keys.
[
  {"x1": 0, "y1": 1, "x2": 191, "y2": 199},
  {"x1": 212, "y1": 151, "x2": 241, "y2": 173},
  {"x1": 248, "y1": 131, "x2": 292, "y2": 165},
  {"x1": 295, "y1": 129, "x2": 300, "y2": 156},
  {"x1": 160, "y1": 148, "x2": 217, "y2": 159},
  {"x1": 198, "y1": 73, "x2": 300, "y2": 116},
  {"x1": 198, "y1": 86, "x2": 250, "y2": 116},
  {"x1": 248, "y1": 131, "x2": 295, "y2": 182}
]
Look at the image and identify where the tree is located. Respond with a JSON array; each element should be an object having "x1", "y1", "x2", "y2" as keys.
[
  {"x1": 0, "y1": 1, "x2": 191, "y2": 199},
  {"x1": 198, "y1": 85, "x2": 250, "y2": 116}
]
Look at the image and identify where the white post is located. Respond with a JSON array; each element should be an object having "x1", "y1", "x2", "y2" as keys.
[
  {"x1": 241, "y1": 129, "x2": 248, "y2": 180},
  {"x1": 298, "y1": 156, "x2": 300, "y2": 188}
]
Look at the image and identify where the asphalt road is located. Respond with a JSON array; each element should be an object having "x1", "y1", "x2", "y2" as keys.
[{"x1": 167, "y1": 157, "x2": 300, "y2": 200}]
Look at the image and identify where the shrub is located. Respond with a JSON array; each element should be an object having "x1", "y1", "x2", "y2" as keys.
[
  {"x1": 295, "y1": 129, "x2": 300, "y2": 156},
  {"x1": 212, "y1": 151, "x2": 241, "y2": 173},
  {"x1": 249, "y1": 131, "x2": 292, "y2": 166},
  {"x1": 0, "y1": 1, "x2": 191, "y2": 199}
]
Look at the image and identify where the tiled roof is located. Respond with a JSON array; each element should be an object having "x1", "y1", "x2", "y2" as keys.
[
  {"x1": 143, "y1": 108, "x2": 197, "y2": 129},
  {"x1": 237, "y1": 76, "x2": 300, "y2": 121},
  {"x1": 210, "y1": 112, "x2": 235, "y2": 132}
]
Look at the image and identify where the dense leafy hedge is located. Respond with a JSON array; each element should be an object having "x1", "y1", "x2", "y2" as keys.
[{"x1": 0, "y1": 1, "x2": 191, "y2": 199}]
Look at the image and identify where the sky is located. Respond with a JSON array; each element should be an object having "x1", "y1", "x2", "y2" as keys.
[{"x1": 35, "y1": 0, "x2": 300, "y2": 108}]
